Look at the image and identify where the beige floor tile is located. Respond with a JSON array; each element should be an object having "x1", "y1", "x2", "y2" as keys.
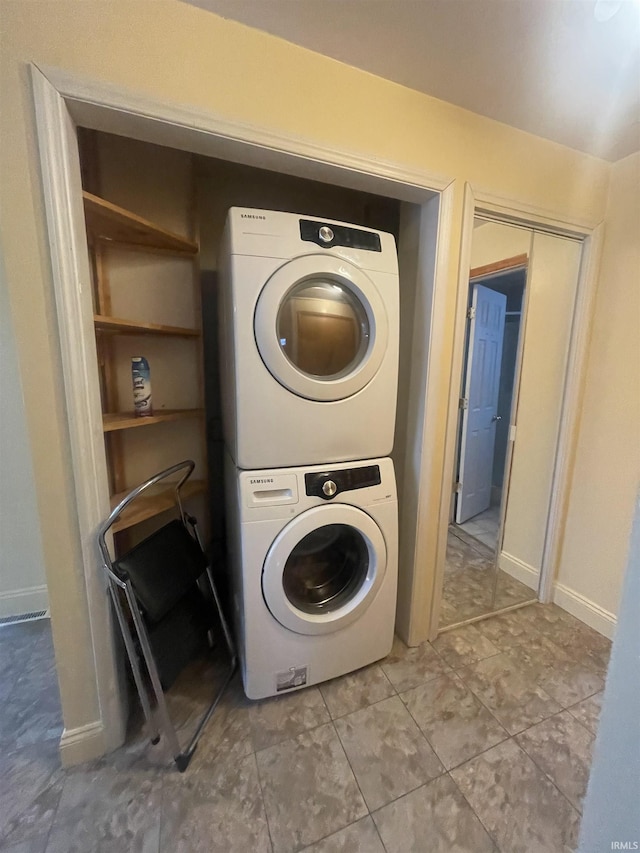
[
  {"x1": 506, "y1": 638, "x2": 605, "y2": 708},
  {"x1": 46, "y1": 761, "x2": 163, "y2": 853},
  {"x1": 516, "y1": 710, "x2": 595, "y2": 811},
  {"x1": 334, "y1": 695, "x2": 443, "y2": 810},
  {"x1": 0, "y1": 837, "x2": 49, "y2": 853},
  {"x1": 248, "y1": 686, "x2": 330, "y2": 751},
  {"x1": 161, "y1": 752, "x2": 271, "y2": 853},
  {"x1": 458, "y1": 652, "x2": 562, "y2": 734},
  {"x1": 0, "y1": 741, "x2": 64, "y2": 848},
  {"x1": 256, "y1": 723, "x2": 366, "y2": 853},
  {"x1": 372, "y1": 775, "x2": 496, "y2": 853},
  {"x1": 432, "y1": 624, "x2": 500, "y2": 668},
  {"x1": 451, "y1": 739, "x2": 580, "y2": 853},
  {"x1": 400, "y1": 673, "x2": 508, "y2": 769},
  {"x1": 380, "y1": 636, "x2": 451, "y2": 692},
  {"x1": 567, "y1": 691, "x2": 604, "y2": 735},
  {"x1": 300, "y1": 817, "x2": 384, "y2": 852},
  {"x1": 319, "y1": 664, "x2": 395, "y2": 720}
]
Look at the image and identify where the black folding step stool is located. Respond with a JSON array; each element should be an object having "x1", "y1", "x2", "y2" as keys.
[{"x1": 97, "y1": 460, "x2": 237, "y2": 772}]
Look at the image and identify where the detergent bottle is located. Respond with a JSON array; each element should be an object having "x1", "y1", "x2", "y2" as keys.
[{"x1": 131, "y1": 357, "x2": 152, "y2": 417}]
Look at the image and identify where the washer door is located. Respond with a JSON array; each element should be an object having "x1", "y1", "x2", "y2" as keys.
[
  {"x1": 262, "y1": 505, "x2": 387, "y2": 636},
  {"x1": 254, "y1": 255, "x2": 388, "y2": 402}
]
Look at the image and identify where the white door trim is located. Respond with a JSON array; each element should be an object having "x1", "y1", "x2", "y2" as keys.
[
  {"x1": 34, "y1": 63, "x2": 452, "y2": 201},
  {"x1": 431, "y1": 182, "x2": 604, "y2": 635},
  {"x1": 539, "y1": 220, "x2": 604, "y2": 602},
  {"x1": 29, "y1": 62, "x2": 455, "y2": 750},
  {"x1": 30, "y1": 68, "x2": 124, "y2": 758}
]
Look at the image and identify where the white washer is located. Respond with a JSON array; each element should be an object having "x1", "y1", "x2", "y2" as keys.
[
  {"x1": 225, "y1": 454, "x2": 398, "y2": 699},
  {"x1": 219, "y1": 208, "x2": 399, "y2": 469}
]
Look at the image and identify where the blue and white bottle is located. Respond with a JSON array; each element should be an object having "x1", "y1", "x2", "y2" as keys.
[{"x1": 131, "y1": 356, "x2": 153, "y2": 417}]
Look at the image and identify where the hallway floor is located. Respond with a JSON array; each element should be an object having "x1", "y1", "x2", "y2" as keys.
[{"x1": 1, "y1": 604, "x2": 610, "y2": 853}]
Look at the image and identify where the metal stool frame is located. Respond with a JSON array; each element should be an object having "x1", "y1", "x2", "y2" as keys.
[{"x1": 97, "y1": 460, "x2": 237, "y2": 772}]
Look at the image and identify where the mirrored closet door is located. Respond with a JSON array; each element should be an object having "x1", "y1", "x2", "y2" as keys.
[{"x1": 439, "y1": 217, "x2": 583, "y2": 630}]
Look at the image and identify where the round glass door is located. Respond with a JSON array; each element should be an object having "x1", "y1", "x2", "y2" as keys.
[
  {"x1": 277, "y1": 280, "x2": 370, "y2": 381},
  {"x1": 282, "y1": 524, "x2": 369, "y2": 614},
  {"x1": 262, "y1": 504, "x2": 387, "y2": 635},
  {"x1": 255, "y1": 255, "x2": 389, "y2": 402}
]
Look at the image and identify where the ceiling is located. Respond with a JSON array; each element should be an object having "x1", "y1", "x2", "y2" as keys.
[{"x1": 184, "y1": 0, "x2": 640, "y2": 161}]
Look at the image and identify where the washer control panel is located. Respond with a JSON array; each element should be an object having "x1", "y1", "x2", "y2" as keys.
[{"x1": 305, "y1": 464, "x2": 381, "y2": 500}]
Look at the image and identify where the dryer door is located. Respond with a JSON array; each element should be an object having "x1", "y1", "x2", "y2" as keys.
[
  {"x1": 254, "y1": 255, "x2": 389, "y2": 401},
  {"x1": 262, "y1": 504, "x2": 387, "y2": 636}
]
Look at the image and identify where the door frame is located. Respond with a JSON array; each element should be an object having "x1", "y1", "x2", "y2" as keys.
[
  {"x1": 429, "y1": 183, "x2": 604, "y2": 637},
  {"x1": 30, "y1": 62, "x2": 455, "y2": 759}
]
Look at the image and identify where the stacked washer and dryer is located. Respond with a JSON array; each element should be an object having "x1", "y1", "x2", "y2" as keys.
[{"x1": 219, "y1": 208, "x2": 400, "y2": 699}]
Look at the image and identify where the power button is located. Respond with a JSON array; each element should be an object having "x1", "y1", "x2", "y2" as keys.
[
  {"x1": 322, "y1": 480, "x2": 338, "y2": 497},
  {"x1": 318, "y1": 226, "x2": 334, "y2": 243}
]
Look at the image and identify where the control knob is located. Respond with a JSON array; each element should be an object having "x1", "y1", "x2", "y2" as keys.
[{"x1": 322, "y1": 480, "x2": 338, "y2": 497}]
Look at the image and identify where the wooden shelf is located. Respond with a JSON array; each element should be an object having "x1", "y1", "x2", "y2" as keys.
[
  {"x1": 103, "y1": 409, "x2": 204, "y2": 433},
  {"x1": 110, "y1": 479, "x2": 207, "y2": 534},
  {"x1": 94, "y1": 314, "x2": 200, "y2": 338},
  {"x1": 83, "y1": 191, "x2": 198, "y2": 255}
]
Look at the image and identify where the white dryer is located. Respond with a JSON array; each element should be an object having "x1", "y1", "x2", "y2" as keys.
[
  {"x1": 225, "y1": 454, "x2": 398, "y2": 699},
  {"x1": 219, "y1": 208, "x2": 399, "y2": 469}
]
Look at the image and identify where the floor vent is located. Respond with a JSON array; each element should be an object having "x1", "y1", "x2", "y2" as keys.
[{"x1": 0, "y1": 610, "x2": 50, "y2": 627}]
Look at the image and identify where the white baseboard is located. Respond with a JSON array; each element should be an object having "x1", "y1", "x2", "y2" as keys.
[
  {"x1": 498, "y1": 551, "x2": 539, "y2": 591},
  {"x1": 0, "y1": 584, "x2": 48, "y2": 619},
  {"x1": 498, "y1": 552, "x2": 617, "y2": 639},
  {"x1": 59, "y1": 720, "x2": 106, "y2": 767},
  {"x1": 553, "y1": 582, "x2": 617, "y2": 640}
]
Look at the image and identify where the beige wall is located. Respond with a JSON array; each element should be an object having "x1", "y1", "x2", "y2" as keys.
[
  {"x1": 556, "y1": 152, "x2": 640, "y2": 620},
  {"x1": 0, "y1": 248, "x2": 47, "y2": 618},
  {"x1": 0, "y1": 0, "x2": 614, "y2": 749},
  {"x1": 470, "y1": 220, "x2": 532, "y2": 269}
]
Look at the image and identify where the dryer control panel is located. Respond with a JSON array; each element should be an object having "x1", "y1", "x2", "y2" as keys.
[
  {"x1": 305, "y1": 464, "x2": 381, "y2": 500},
  {"x1": 300, "y1": 219, "x2": 382, "y2": 252}
]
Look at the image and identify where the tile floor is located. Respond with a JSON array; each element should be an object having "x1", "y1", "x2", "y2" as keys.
[
  {"x1": 0, "y1": 603, "x2": 611, "y2": 853},
  {"x1": 440, "y1": 526, "x2": 536, "y2": 627},
  {"x1": 457, "y1": 505, "x2": 501, "y2": 551}
]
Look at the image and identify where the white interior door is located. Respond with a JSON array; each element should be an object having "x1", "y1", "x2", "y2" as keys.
[{"x1": 456, "y1": 283, "x2": 507, "y2": 523}]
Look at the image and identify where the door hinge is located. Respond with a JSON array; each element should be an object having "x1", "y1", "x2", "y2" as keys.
[
  {"x1": 509, "y1": 424, "x2": 517, "y2": 442},
  {"x1": 459, "y1": 397, "x2": 468, "y2": 410},
  {"x1": 467, "y1": 306, "x2": 476, "y2": 320},
  {"x1": 455, "y1": 481, "x2": 463, "y2": 493}
]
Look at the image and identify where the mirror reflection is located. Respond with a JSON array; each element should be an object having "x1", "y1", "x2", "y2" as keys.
[
  {"x1": 440, "y1": 217, "x2": 536, "y2": 628},
  {"x1": 277, "y1": 278, "x2": 369, "y2": 379}
]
